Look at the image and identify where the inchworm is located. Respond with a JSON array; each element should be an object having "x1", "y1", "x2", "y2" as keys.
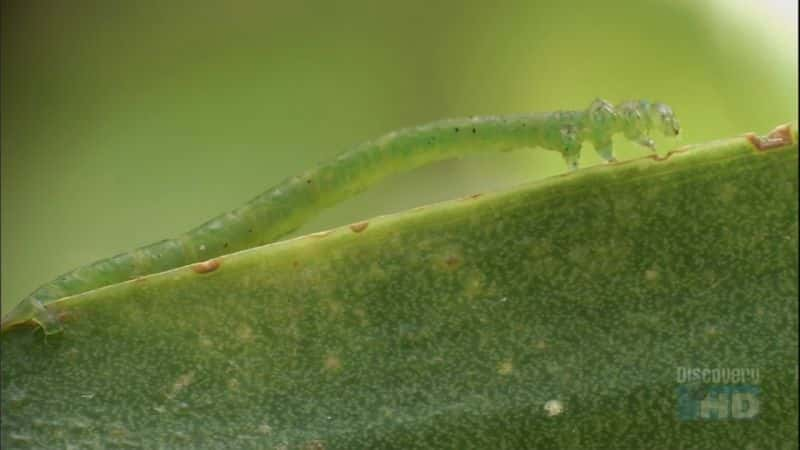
[{"x1": 6, "y1": 98, "x2": 680, "y2": 334}]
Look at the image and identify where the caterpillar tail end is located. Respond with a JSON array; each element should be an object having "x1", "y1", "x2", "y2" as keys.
[{"x1": 1, "y1": 297, "x2": 64, "y2": 335}]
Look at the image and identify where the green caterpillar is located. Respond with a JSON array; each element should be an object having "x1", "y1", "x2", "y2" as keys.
[{"x1": 4, "y1": 98, "x2": 680, "y2": 334}]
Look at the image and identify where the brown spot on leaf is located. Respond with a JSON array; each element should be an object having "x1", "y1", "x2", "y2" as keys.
[
  {"x1": 664, "y1": 146, "x2": 691, "y2": 158},
  {"x1": 647, "y1": 146, "x2": 690, "y2": 162},
  {"x1": 167, "y1": 372, "x2": 195, "y2": 399},
  {"x1": 350, "y1": 221, "x2": 369, "y2": 233},
  {"x1": 192, "y1": 259, "x2": 221, "y2": 274},
  {"x1": 55, "y1": 309, "x2": 77, "y2": 323},
  {"x1": 324, "y1": 355, "x2": 342, "y2": 371},
  {"x1": 410, "y1": 204, "x2": 430, "y2": 212},
  {"x1": 645, "y1": 269, "x2": 660, "y2": 282},
  {"x1": 309, "y1": 230, "x2": 334, "y2": 238},
  {"x1": 445, "y1": 255, "x2": 461, "y2": 268},
  {"x1": 671, "y1": 145, "x2": 693, "y2": 153},
  {"x1": 303, "y1": 440, "x2": 326, "y2": 450},
  {"x1": 236, "y1": 324, "x2": 256, "y2": 343},
  {"x1": 746, "y1": 123, "x2": 794, "y2": 151},
  {"x1": 611, "y1": 146, "x2": 692, "y2": 167},
  {"x1": 497, "y1": 359, "x2": 513, "y2": 375}
]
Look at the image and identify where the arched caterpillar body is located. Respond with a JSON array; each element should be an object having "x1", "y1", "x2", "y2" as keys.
[{"x1": 6, "y1": 98, "x2": 680, "y2": 334}]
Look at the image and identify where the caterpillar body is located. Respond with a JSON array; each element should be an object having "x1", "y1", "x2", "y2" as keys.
[{"x1": 5, "y1": 98, "x2": 680, "y2": 334}]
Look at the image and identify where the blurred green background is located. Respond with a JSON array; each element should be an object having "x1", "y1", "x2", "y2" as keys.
[{"x1": 1, "y1": 0, "x2": 797, "y2": 312}]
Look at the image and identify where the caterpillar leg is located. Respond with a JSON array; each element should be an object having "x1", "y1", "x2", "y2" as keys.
[
  {"x1": 585, "y1": 99, "x2": 620, "y2": 163},
  {"x1": 30, "y1": 297, "x2": 64, "y2": 335},
  {"x1": 637, "y1": 136, "x2": 657, "y2": 151},
  {"x1": 562, "y1": 152, "x2": 580, "y2": 171},
  {"x1": 593, "y1": 139, "x2": 616, "y2": 163},
  {"x1": 559, "y1": 124, "x2": 583, "y2": 171},
  {"x1": 623, "y1": 127, "x2": 657, "y2": 152}
]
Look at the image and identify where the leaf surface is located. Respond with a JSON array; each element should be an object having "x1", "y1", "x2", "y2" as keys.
[{"x1": 2, "y1": 125, "x2": 797, "y2": 449}]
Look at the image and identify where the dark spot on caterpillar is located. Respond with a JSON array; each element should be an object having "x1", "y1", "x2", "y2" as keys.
[
  {"x1": 455, "y1": 127, "x2": 459, "y2": 132},
  {"x1": 192, "y1": 259, "x2": 221, "y2": 274},
  {"x1": 293, "y1": 261, "x2": 300, "y2": 268},
  {"x1": 224, "y1": 242, "x2": 228, "y2": 248},
  {"x1": 350, "y1": 221, "x2": 369, "y2": 233},
  {"x1": 307, "y1": 179, "x2": 312, "y2": 184},
  {"x1": 248, "y1": 228, "x2": 253, "y2": 233},
  {"x1": 472, "y1": 128, "x2": 476, "y2": 133}
]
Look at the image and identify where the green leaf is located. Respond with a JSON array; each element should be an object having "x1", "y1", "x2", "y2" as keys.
[{"x1": 2, "y1": 125, "x2": 797, "y2": 449}]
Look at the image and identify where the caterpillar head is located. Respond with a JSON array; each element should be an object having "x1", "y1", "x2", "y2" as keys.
[
  {"x1": 650, "y1": 102, "x2": 681, "y2": 137},
  {"x1": 617, "y1": 100, "x2": 680, "y2": 143}
]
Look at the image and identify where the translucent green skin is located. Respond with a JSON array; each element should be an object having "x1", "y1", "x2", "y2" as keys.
[{"x1": 12, "y1": 99, "x2": 680, "y2": 334}]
